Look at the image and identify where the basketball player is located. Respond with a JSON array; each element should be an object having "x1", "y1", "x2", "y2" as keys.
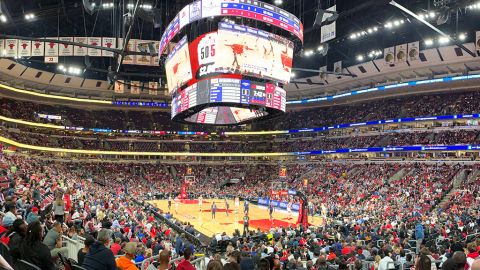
[
  {"x1": 287, "y1": 200, "x2": 292, "y2": 219},
  {"x1": 225, "y1": 40, "x2": 254, "y2": 70},
  {"x1": 174, "y1": 197, "x2": 179, "y2": 214},
  {"x1": 244, "y1": 200, "x2": 249, "y2": 215},
  {"x1": 168, "y1": 196, "x2": 172, "y2": 211},
  {"x1": 269, "y1": 201, "x2": 274, "y2": 222},
  {"x1": 243, "y1": 213, "x2": 249, "y2": 236},
  {"x1": 225, "y1": 198, "x2": 229, "y2": 216},
  {"x1": 199, "y1": 195, "x2": 203, "y2": 212},
  {"x1": 211, "y1": 202, "x2": 217, "y2": 220},
  {"x1": 234, "y1": 197, "x2": 240, "y2": 213}
]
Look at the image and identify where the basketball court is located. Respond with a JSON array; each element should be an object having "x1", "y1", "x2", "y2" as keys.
[{"x1": 147, "y1": 199, "x2": 324, "y2": 237}]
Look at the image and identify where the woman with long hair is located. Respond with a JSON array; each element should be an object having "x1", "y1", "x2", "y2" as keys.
[
  {"x1": 18, "y1": 221, "x2": 55, "y2": 270},
  {"x1": 53, "y1": 195, "x2": 65, "y2": 223},
  {"x1": 415, "y1": 254, "x2": 432, "y2": 270}
]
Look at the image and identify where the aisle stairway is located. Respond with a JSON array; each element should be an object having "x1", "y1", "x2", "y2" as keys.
[{"x1": 434, "y1": 168, "x2": 468, "y2": 212}]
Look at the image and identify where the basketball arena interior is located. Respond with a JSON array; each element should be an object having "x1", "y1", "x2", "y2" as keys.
[{"x1": 0, "y1": 0, "x2": 479, "y2": 269}]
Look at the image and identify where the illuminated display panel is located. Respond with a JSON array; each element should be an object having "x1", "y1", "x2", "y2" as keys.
[
  {"x1": 158, "y1": 0, "x2": 303, "y2": 55},
  {"x1": 165, "y1": 36, "x2": 193, "y2": 94},
  {"x1": 171, "y1": 78, "x2": 286, "y2": 125},
  {"x1": 215, "y1": 23, "x2": 294, "y2": 84}
]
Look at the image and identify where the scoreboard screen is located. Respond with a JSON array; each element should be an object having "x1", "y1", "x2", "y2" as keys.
[
  {"x1": 165, "y1": 36, "x2": 193, "y2": 94},
  {"x1": 171, "y1": 77, "x2": 286, "y2": 125}
]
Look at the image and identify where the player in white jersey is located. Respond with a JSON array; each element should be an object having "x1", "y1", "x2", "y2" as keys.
[
  {"x1": 174, "y1": 197, "x2": 179, "y2": 214},
  {"x1": 198, "y1": 196, "x2": 203, "y2": 211},
  {"x1": 234, "y1": 197, "x2": 240, "y2": 212},
  {"x1": 287, "y1": 201, "x2": 292, "y2": 219}
]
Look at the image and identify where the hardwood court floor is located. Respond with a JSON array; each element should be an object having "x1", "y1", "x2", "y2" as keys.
[{"x1": 147, "y1": 199, "x2": 323, "y2": 237}]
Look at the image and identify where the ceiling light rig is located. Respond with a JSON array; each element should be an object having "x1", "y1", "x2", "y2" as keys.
[
  {"x1": 384, "y1": 19, "x2": 404, "y2": 29},
  {"x1": 467, "y1": 3, "x2": 480, "y2": 9},
  {"x1": 24, "y1": 13, "x2": 35, "y2": 21},
  {"x1": 349, "y1": 26, "x2": 378, "y2": 40},
  {"x1": 417, "y1": 11, "x2": 436, "y2": 20}
]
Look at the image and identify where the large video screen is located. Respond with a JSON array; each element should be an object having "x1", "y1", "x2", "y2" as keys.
[
  {"x1": 165, "y1": 36, "x2": 193, "y2": 94},
  {"x1": 214, "y1": 23, "x2": 294, "y2": 84},
  {"x1": 171, "y1": 77, "x2": 286, "y2": 125}
]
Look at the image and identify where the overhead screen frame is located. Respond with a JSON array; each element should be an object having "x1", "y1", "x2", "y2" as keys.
[{"x1": 163, "y1": 1, "x2": 299, "y2": 126}]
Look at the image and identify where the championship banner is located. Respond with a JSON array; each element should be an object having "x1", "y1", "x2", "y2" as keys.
[
  {"x1": 151, "y1": 41, "x2": 160, "y2": 66},
  {"x1": 119, "y1": 38, "x2": 136, "y2": 65},
  {"x1": 333, "y1": 60, "x2": 342, "y2": 74},
  {"x1": 319, "y1": 66, "x2": 328, "y2": 80},
  {"x1": 45, "y1": 38, "x2": 59, "y2": 57},
  {"x1": 148, "y1": 82, "x2": 158, "y2": 95},
  {"x1": 5, "y1": 39, "x2": 18, "y2": 58},
  {"x1": 135, "y1": 40, "x2": 152, "y2": 65},
  {"x1": 18, "y1": 40, "x2": 32, "y2": 57},
  {"x1": 408, "y1": 41, "x2": 420, "y2": 62},
  {"x1": 279, "y1": 167, "x2": 287, "y2": 178},
  {"x1": 58, "y1": 37, "x2": 74, "y2": 56},
  {"x1": 320, "y1": 5, "x2": 336, "y2": 43},
  {"x1": 114, "y1": 81, "x2": 124, "y2": 94},
  {"x1": 0, "y1": 40, "x2": 5, "y2": 56},
  {"x1": 101, "y1": 37, "x2": 116, "y2": 57},
  {"x1": 395, "y1": 44, "x2": 407, "y2": 63},
  {"x1": 87, "y1": 37, "x2": 102, "y2": 57},
  {"x1": 74, "y1": 37, "x2": 88, "y2": 56},
  {"x1": 130, "y1": 81, "x2": 141, "y2": 94},
  {"x1": 31, "y1": 40, "x2": 44, "y2": 56},
  {"x1": 476, "y1": 31, "x2": 480, "y2": 53},
  {"x1": 384, "y1": 46, "x2": 395, "y2": 65}
]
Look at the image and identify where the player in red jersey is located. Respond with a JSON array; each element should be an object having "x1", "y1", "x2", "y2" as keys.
[{"x1": 224, "y1": 41, "x2": 254, "y2": 70}]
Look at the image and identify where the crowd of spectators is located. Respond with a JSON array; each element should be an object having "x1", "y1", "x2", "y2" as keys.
[
  {"x1": 2, "y1": 128, "x2": 480, "y2": 153},
  {"x1": 2, "y1": 91, "x2": 480, "y2": 132},
  {"x1": 0, "y1": 153, "x2": 479, "y2": 270}
]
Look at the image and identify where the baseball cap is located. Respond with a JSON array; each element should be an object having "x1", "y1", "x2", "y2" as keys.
[
  {"x1": 32, "y1": 207, "x2": 39, "y2": 213},
  {"x1": 125, "y1": 242, "x2": 137, "y2": 255}
]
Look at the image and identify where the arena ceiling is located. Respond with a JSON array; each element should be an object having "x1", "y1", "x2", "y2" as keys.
[{"x1": 0, "y1": 0, "x2": 478, "y2": 96}]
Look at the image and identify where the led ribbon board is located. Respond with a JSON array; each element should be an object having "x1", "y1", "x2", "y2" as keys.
[{"x1": 158, "y1": 0, "x2": 303, "y2": 56}]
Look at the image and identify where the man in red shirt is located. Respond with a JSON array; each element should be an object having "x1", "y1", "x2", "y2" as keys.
[
  {"x1": 110, "y1": 238, "x2": 122, "y2": 255},
  {"x1": 176, "y1": 247, "x2": 195, "y2": 270}
]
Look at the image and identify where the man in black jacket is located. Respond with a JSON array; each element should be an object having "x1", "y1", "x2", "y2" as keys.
[{"x1": 82, "y1": 228, "x2": 116, "y2": 270}]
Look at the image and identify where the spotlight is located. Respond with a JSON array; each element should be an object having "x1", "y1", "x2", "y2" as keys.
[
  {"x1": 429, "y1": 11, "x2": 436, "y2": 18},
  {"x1": 24, "y1": 13, "x2": 35, "y2": 20},
  {"x1": 418, "y1": 13, "x2": 425, "y2": 20},
  {"x1": 367, "y1": 28, "x2": 373, "y2": 34},
  {"x1": 58, "y1": 65, "x2": 65, "y2": 71},
  {"x1": 438, "y1": 36, "x2": 450, "y2": 44},
  {"x1": 291, "y1": 72, "x2": 296, "y2": 78},
  {"x1": 373, "y1": 27, "x2": 378, "y2": 31},
  {"x1": 393, "y1": 20, "x2": 400, "y2": 26},
  {"x1": 317, "y1": 45, "x2": 324, "y2": 51},
  {"x1": 356, "y1": 55, "x2": 364, "y2": 61},
  {"x1": 458, "y1": 33, "x2": 466, "y2": 41},
  {"x1": 424, "y1": 39, "x2": 434, "y2": 46},
  {"x1": 0, "y1": 15, "x2": 7, "y2": 23},
  {"x1": 384, "y1": 22, "x2": 392, "y2": 28},
  {"x1": 350, "y1": 33, "x2": 357, "y2": 39},
  {"x1": 274, "y1": 0, "x2": 283, "y2": 5}
]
